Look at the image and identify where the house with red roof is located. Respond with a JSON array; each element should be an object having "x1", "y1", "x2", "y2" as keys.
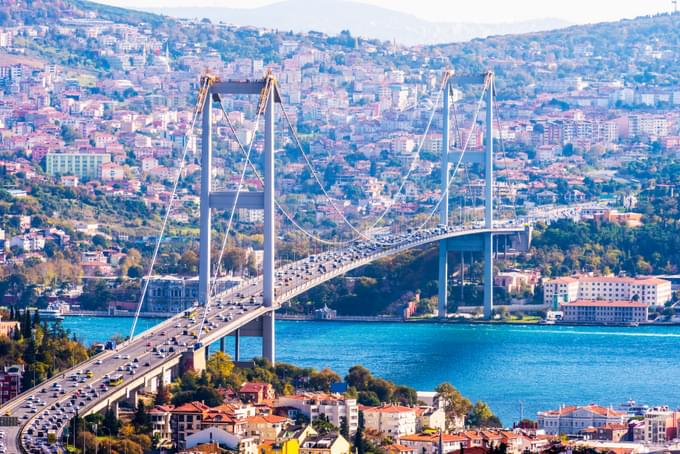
[{"x1": 239, "y1": 382, "x2": 275, "y2": 404}]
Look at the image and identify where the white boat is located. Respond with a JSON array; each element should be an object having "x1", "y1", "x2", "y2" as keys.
[{"x1": 38, "y1": 302, "x2": 68, "y2": 320}]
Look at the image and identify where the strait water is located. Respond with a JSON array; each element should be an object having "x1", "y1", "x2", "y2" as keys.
[{"x1": 59, "y1": 316, "x2": 680, "y2": 425}]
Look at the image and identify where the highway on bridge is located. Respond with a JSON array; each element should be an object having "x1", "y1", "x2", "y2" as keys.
[{"x1": 1, "y1": 221, "x2": 535, "y2": 453}]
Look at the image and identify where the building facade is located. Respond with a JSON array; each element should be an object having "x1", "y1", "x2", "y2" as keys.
[
  {"x1": 276, "y1": 393, "x2": 359, "y2": 435},
  {"x1": 44, "y1": 152, "x2": 111, "y2": 178},
  {"x1": 537, "y1": 405, "x2": 627, "y2": 436},
  {"x1": 362, "y1": 404, "x2": 417, "y2": 438},
  {"x1": 544, "y1": 276, "x2": 671, "y2": 307},
  {"x1": 560, "y1": 300, "x2": 648, "y2": 324}
]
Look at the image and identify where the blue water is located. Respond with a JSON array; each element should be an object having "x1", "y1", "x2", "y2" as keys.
[{"x1": 60, "y1": 317, "x2": 680, "y2": 425}]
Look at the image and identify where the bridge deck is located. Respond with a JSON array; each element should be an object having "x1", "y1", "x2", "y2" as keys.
[{"x1": 2, "y1": 224, "x2": 528, "y2": 452}]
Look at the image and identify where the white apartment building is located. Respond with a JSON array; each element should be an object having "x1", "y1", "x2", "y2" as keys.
[
  {"x1": 537, "y1": 405, "x2": 627, "y2": 436},
  {"x1": 276, "y1": 393, "x2": 359, "y2": 435},
  {"x1": 362, "y1": 404, "x2": 417, "y2": 438},
  {"x1": 45, "y1": 152, "x2": 111, "y2": 178},
  {"x1": 544, "y1": 276, "x2": 671, "y2": 307}
]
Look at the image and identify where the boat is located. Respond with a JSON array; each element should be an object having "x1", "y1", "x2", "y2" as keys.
[
  {"x1": 618, "y1": 399, "x2": 648, "y2": 417},
  {"x1": 38, "y1": 302, "x2": 68, "y2": 320}
]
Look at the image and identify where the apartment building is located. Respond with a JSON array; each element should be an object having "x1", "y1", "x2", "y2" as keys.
[
  {"x1": 44, "y1": 152, "x2": 111, "y2": 178},
  {"x1": 362, "y1": 404, "x2": 417, "y2": 438},
  {"x1": 644, "y1": 407, "x2": 680, "y2": 445},
  {"x1": 544, "y1": 276, "x2": 671, "y2": 307},
  {"x1": 398, "y1": 433, "x2": 466, "y2": 454},
  {"x1": 276, "y1": 393, "x2": 359, "y2": 435},
  {"x1": 537, "y1": 404, "x2": 627, "y2": 436}
]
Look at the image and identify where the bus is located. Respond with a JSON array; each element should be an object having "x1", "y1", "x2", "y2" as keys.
[
  {"x1": 183, "y1": 309, "x2": 197, "y2": 319},
  {"x1": 108, "y1": 374, "x2": 124, "y2": 386}
]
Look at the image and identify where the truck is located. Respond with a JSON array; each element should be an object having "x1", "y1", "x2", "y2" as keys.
[{"x1": 105, "y1": 340, "x2": 117, "y2": 350}]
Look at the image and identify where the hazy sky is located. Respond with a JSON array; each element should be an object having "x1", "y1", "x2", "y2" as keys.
[{"x1": 97, "y1": 0, "x2": 674, "y2": 24}]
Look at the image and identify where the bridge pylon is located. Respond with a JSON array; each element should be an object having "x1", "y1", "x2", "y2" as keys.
[
  {"x1": 199, "y1": 75, "x2": 279, "y2": 364},
  {"x1": 438, "y1": 71, "x2": 495, "y2": 320}
]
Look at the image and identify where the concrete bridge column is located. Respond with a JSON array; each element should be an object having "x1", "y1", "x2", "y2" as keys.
[
  {"x1": 438, "y1": 74, "x2": 451, "y2": 320},
  {"x1": 438, "y1": 244, "x2": 448, "y2": 318},
  {"x1": 235, "y1": 329, "x2": 241, "y2": 362},
  {"x1": 483, "y1": 233, "x2": 494, "y2": 319}
]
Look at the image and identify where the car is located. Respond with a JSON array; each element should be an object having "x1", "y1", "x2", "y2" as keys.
[
  {"x1": 143, "y1": 362, "x2": 150, "y2": 367},
  {"x1": 95, "y1": 359, "x2": 103, "y2": 365}
]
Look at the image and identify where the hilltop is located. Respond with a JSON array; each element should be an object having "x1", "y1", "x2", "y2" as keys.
[{"x1": 147, "y1": 0, "x2": 570, "y2": 46}]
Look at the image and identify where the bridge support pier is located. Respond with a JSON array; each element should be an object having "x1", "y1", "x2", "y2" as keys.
[
  {"x1": 437, "y1": 244, "x2": 448, "y2": 318},
  {"x1": 235, "y1": 329, "x2": 241, "y2": 362},
  {"x1": 262, "y1": 311, "x2": 275, "y2": 363},
  {"x1": 483, "y1": 233, "x2": 494, "y2": 319}
]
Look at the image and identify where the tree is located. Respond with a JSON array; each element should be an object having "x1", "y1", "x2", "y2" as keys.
[
  {"x1": 207, "y1": 351, "x2": 235, "y2": 384},
  {"x1": 155, "y1": 380, "x2": 170, "y2": 405},
  {"x1": 354, "y1": 410, "x2": 365, "y2": 454},
  {"x1": 467, "y1": 401, "x2": 502, "y2": 428},
  {"x1": 435, "y1": 382, "x2": 472, "y2": 429},
  {"x1": 346, "y1": 365, "x2": 371, "y2": 390},
  {"x1": 103, "y1": 406, "x2": 121, "y2": 435},
  {"x1": 340, "y1": 416, "x2": 350, "y2": 439},
  {"x1": 133, "y1": 399, "x2": 150, "y2": 430},
  {"x1": 178, "y1": 250, "x2": 199, "y2": 274}
]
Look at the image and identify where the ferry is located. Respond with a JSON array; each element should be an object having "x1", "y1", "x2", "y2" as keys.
[
  {"x1": 618, "y1": 399, "x2": 648, "y2": 416},
  {"x1": 38, "y1": 302, "x2": 69, "y2": 320}
]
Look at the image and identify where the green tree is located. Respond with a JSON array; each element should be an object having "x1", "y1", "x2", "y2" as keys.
[
  {"x1": 435, "y1": 382, "x2": 472, "y2": 429},
  {"x1": 354, "y1": 410, "x2": 365, "y2": 454},
  {"x1": 467, "y1": 401, "x2": 502, "y2": 428}
]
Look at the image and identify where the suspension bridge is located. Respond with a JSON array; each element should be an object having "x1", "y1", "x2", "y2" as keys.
[{"x1": 2, "y1": 70, "x2": 584, "y2": 452}]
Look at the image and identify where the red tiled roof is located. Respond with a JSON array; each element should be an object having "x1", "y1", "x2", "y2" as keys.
[
  {"x1": 171, "y1": 401, "x2": 210, "y2": 413},
  {"x1": 246, "y1": 414, "x2": 288, "y2": 424},
  {"x1": 362, "y1": 404, "x2": 415, "y2": 414}
]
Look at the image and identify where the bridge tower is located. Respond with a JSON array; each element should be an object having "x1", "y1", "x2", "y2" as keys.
[
  {"x1": 199, "y1": 76, "x2": 278, "y2": 364},
  {"x1": 438, "y1": 71, "x2": 495, "y2": 320}
]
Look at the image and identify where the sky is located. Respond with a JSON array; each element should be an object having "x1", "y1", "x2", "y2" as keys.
[{"x1": 97, "y1": 0, "x2": 674, "y2": 24}]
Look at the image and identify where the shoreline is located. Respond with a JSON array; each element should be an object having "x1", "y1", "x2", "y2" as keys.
[{"x1": 61, "y1": 311, "x2": 680, "y2": 328}]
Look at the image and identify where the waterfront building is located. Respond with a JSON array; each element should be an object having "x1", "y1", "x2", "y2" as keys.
[
  {"x1": 644, "y1": 407, "x2": 680, "y2": 445},
  {"x1": 145, "y1": 275, "x2": 241, "y2": 313},
  {"x1": 44, "y1": 152, "x2": 111, "y2": 178},
  {"x1": 276, "y1": 393, "x2": 358, "y2": 435},
  {"x1": 560, "y1": 300, "x2": 648, "y2": 324},
  {"x1": 537, "y1": 404, "x2": 627, "y2": 435},
  {"x1": 362, "y1": 404, "x2": 417, "y2": 437},
  {"x1": 544, "y1": 276, "x2": 672, "y2": 307}
]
